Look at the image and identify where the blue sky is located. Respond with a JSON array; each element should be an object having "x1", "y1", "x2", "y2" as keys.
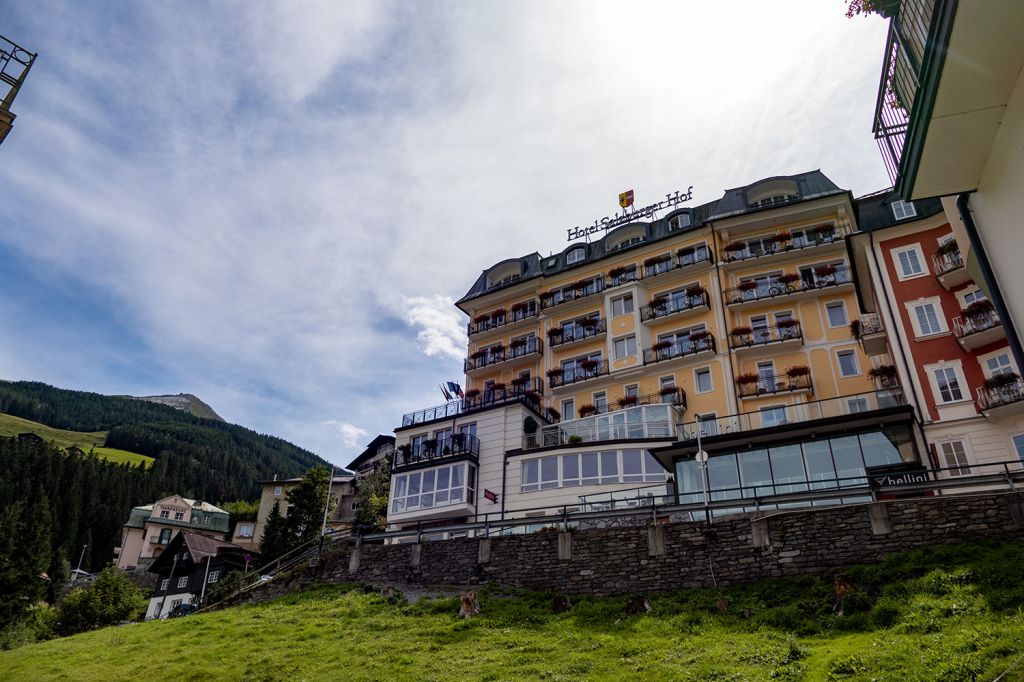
[{"x1": 0, "y1": 1, "x2": 891, "y2": 466}]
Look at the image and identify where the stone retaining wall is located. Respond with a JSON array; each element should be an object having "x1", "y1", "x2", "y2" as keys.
[{"x1": 238, "y1": 493, "x2": 1024, "y2": 602}]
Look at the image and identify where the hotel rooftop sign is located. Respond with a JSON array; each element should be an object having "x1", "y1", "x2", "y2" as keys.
[{"x1": 567, "y1": 186, "x2": 694, "y2": 242}]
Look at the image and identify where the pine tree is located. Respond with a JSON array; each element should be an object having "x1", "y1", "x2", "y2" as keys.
[
  {"x1": 284, "y1": 466, "x2": 332, "y2": 545},
  {"x1": 259, "y1": 500, "x2": 288, "y2": 559}
]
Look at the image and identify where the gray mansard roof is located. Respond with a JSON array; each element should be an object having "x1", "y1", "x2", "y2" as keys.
[{"x1": 456, "y1": 170, "x2": 846, "y2": 309}]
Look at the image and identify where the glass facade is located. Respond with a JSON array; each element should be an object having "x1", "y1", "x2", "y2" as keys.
[
  {"x1": 391, "y1": 462, "x2": 476, "y2": 514},
  {"x1": 675, "y1": 425, "x2": 914, "y2": 504}
]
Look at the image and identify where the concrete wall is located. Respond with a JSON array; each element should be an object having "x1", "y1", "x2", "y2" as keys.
[{"x1": 256, "y1": 492, "x2": 1024, "y2": 599}]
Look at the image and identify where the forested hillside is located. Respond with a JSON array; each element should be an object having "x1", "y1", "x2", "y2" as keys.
[{"x1": 0, "y1": 381, "x2": 325, "y2": 502}]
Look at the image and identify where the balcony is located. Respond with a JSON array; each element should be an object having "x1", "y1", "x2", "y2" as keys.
[
  {"x1": 643, "y1": 332, "x2": 716, "y2": 365},
  {"x1": 953, "y1": 310, "x2": 1005, "y2": 351},
  {"x1": 464, "y1": 336, "x2": 543, "y2": 373},
  {"x1": 0, "y1": 35, "x2": 37, "y2": 147},
  {"x1": 467, "y1": 304, "x2": 538, "y2": 337},
  {"x1": 725, "y1": 269, "x2": 853, "y2": 306},
  {"x1": 524, "y1": 401, "x2": 683, "y2": 450},
  {"x1": 852, "y1": 313, "x2": 888, "y2": 356},
  {"x1": 548, "y1": 318, "x2": 607, "y2": 349},
  {"x1": 548, "y1": 359, "x2": 610, "y2": 390},
  {"x1": 640, "y1": 290, "x2": 710, "y2": 323},
  {"x1": 393, "y1": 433, "x2": 481, "y2": 469},
  {"x1": 149, "y1": 536, "x2": 170, "y2": 545},
  {"x1": 721, "y1": 226, "x2": 850, "y2": 267},
  {"x1": 401, "y1": 378, "x2": 544, "y2": 427},
  {"x1": 932, "y1": 248, "x2": 969, "y2": 289},
  {"x1": 641, "y1": 246, "x2": 713, "y2": 281},
  {"x1": 540, "y1": 279, "x2": 605, "y2": 311},
  {"x1": 977, "y1": 376, "x2": 1024, "y2": 417},
  {"x1": 677, "y1": 388, "x2": 907, "y2": 443},
  {"x1": 728, "y1": 322, "x2": 802, "y2": 354},
  {"x1": 736, "y1": 371, "x2": 812, "y2": 399}
]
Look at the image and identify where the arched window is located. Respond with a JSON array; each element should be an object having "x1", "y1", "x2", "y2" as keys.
[{"x1": 567, "y1": 247, "x2": 586, "y2": 264}]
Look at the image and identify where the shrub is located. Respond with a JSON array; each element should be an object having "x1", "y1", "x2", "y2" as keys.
[
  {"x1": 730, "y1": 326, "x2": 753, "y2": 336},
  {"x1": 778, "y1": 273, "x2": 801, "y2": 284},
  {"x1": 616, "y1": 395, "x2": 639, "y2": 408},
  {"x1": 577, "y1": 403, "x2": 597, "y2": 417},
  {"x1": 738, "y1": 280, "x2": 758, "y2": 291},
  {"x1": 776, "y1": 318, "x2": 800, "y2": 328},
  {"x1": 736, "y1": 373, "x2": 760, "y2": 385},
  {"x1": 849, "y1": 319, "x2": 862, "y2": 339},
  {"x1": 964, "y1": 299, "x2": 995, "y2": 318},
  {"x1": 868, "y1": 365, "x2": 898, "y2": 380},
  {"x1": 785, "y1": 365, "x2": 810, "y2": 378},
  {"x1": 724, "y1": 241, "x2": 747, "y2": 252},
  {"x1": 985, "y1": 372, "x2": 1020, "y2": 390},
  {"x1": 56, "y1": 568, "x2": 146, "y2": 636}
]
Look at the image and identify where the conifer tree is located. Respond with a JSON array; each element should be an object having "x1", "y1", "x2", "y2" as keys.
[{"x1": 259, "y1": 500, "x2": 288, "y2": 559}]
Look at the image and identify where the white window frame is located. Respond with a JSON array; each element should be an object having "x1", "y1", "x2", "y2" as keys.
[
  {"x1": 273, "y1": 486, "x2": 283, "y2": 497},
  {"x1": 561, "y1": 399, "x2": 575, "y2": 420},
  {"x1": 567, "y1": 247, "x2": 586, "y2": 265},
  {"x1": 694, "y1": 367, "x2": 713, "y2": 394},
  {"x1": 760, "y1": 405, "x2": 788, "y2": 428},
  {"x1": 669, "y1": 213, "x2": 691, "y2": 231},
  {"x1": 208, "y1": 570, "x2": 221, "y2": 584},
  {"x1": 521, "y1": 449, "x2": 666, "y2": 492},
  {"x1": 623, "y1": 384, "x2": 639, "y2": 398},
  {"x1": 837, "y1": 348, "x2": 860, "y2": 377},
  {"x1": 938, "y1": 440, "x2": 971, "y2": 476},
  {"x1": 893, "y1": 244, "x2": 927, "y2": 280},
  {"x1": 160, "y1": 579, "x2": 169, "y2": 591},
  {"x1": 237, "y1": 524, "x2": 254, "y2": 538},
  {"x1": 847, "y1": 396, "x2": 870, "y2": 413},
  {"x1": 825, "y1": 301, "x2": 848, "y2": 328},
  {"x1": 891, "y1": 200, "x2": 917, "y2": 220},
  {"x1": 979, "y1": 348, "x2": 1016, "y2": 379},
  {"x1": 905, "y1": 298, "x2": 947, "y2": 338},
  {"x1": 613, "y1": 334, "x2": 637, "y2": 359},
  {"x1": 177, "y1": 576, "x2": 189, "y2": 589},
  {"x1": 1012, "y1": 434, "x2": 1024, "y2": 462},
  {"x1": 611, "y1": 294, "x2": 634, "y2": 317},
  {"x1": 925, "y1": 362, "x2": 968, "y2": 404}
]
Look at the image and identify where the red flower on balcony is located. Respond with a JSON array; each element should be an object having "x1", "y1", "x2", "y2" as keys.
[
  {"x1": 685, "y1": 285, "x2": 705, "y2": 297},
  {"x1": 464, "y1": 388, "x2": 481, "y2": 398},
  {"x1": 688, "y1": 330, "x2": 709, "y2": 341},
  {"x1": 778, "y1": 272, "x2": 801, "y2": 284},
  {"x1": 545, "y1": 407, "x2": 561, "y2": 421},
  {"x1": 730, "y1": 326, "x2": 752, "y2": 336},
  {"x1": 608, "y1": 266, "x2": 627, "y2": 278},
  {"x1": 738, "y1": 280, "x2": 758, "y2": 291},
  {"x1": 785, "y1": 365, "x2": 811, "y2": 378},
  {"x1": 492, "y1": 382, "x2": 507, "y2": 392},
  {"x1": 470, "y1": 349, "x2": 488, "y2": 359},
  {"x1": 580, "y1": 359, "x2": 599, "y2": 371},
  {"x1": 736, "y1": 373, "x2": 760, "y2": 385},
  {"x1": 813, "y1": 265, "x2": 837, "y2": 277},
  {"x1": 546, "y1": 368, "x2": 564, "y2": 378},
  {"x1": 659, "y1": 385, "x2": 678, "y2": 397},
  {"x1": 616, "y1": 395, "x2": 639, "y2": 408},
  {"x1": 511, "y1": 375, "x2": 530, "y2": 386},
  {"x1": 651, "y1": 340, "x2": 672, "y2": 351},
  {"x1": 473, "y1": 313, "x2": 490, "y2": 324},
  {"x1": 724, "y1": 241, "x2": 746, "y2": 252},
  {"x1": 649, "y1": 296, "x2": 668, "y2": 308},
  {"x1": 579, "y1": 317, "x2": 599, "y2": 329},
  {"x1": 776, "y1": 318, "x2": 800, "y2": 328},
  {"x1": 490, "y1": 308, "x2": 506, "y2": 319},
  {"x1": 772, "y1": 230, "x2": 792, "y2": 242},
  {"x1": 547, "y1": 326, "x2": 564, "y2": 338},
  {"x1": 578, "y1": 403, "x2": 597, "y2": 417},
  {"x1": 510, "y1": 301, "x2": 529, "y2": 312}
]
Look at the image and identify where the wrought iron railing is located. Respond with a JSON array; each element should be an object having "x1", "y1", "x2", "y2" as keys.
[
  {"x1": 953, "y1": 312, "x2": 1001, "y2": 339},
  {"x1": 401, "y1": 378, "x2": 545, "y2": 426},
  {"x1": 737, "y1": 372, "x2": 812, "y2": 398},
  {"x1": 724, "y1": 227, "x2": 849, "y2": 263},
  {"x1": 540, "y1": 279, "x2": 605, "y2": 310},
  {"x1": 643, "y1": 333, "x2": 716, "y2": 364},
  {"x1": 464, "y1": 336, "x2": 543, "y2": 372},
  {"x1": 725, "y1": 270, "x2": 853, "y2": 305},
  {"x1": 977, "y1": 378, "x2": 1024, "y2": 411},
  {"x1": 467, "y1": 305, "x2": 538, "y2": 336},
  {"x1": 729, "y1": 323, "x2": 802, "y2": 350},
  {"x1": 0, "y1": 34, "x2": 36, "y2": 111},
  {"x1": 640, "y1": 290, "x2": 709, "y2": 322},
  {"x1": 548, "y1": 359, "x2": 610, "y2": 389},
  {"x1": 932, "y1": 249, "x2": 963, "y2": 276},
  {"x1": 394, "y1": 433, "x2": 481, "y2": 468},
  {"x1": 549, "y1": 319, "x2": 607, "y2": 348}
]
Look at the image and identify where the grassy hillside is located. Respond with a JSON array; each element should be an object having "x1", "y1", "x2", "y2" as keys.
[
  {"x1": 3, "y1": 542, "x2": 1024, "y2": 681},
  {"x1": 0, "y1": 412, "x2": 153, "y2": 468}
]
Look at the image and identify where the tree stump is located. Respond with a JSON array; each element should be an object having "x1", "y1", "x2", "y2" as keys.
[
  {"x1": 379, "y1": 586, "x2": 397, "y2": 599},
  {"x1": 552, "y1": 595, "x2": 572, "y2": 613},
  {"x1": 458, "y1": 590, "x2": 480, "y2": 619},
  {"x1": 624, "y1": 594, "x2": 651, "y2": 616},
  {"x1": 714, "y1": 597, "x2": 729, "y2": 613}
]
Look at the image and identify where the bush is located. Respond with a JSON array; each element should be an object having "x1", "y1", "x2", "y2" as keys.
[
  {"x1": 56, "y1": 567, "x2": 146, "y2": 635},
  {"x1": 0, "y1": 604, "x2": 56, "y2": 650}
]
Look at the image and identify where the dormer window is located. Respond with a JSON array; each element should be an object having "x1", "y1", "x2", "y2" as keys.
[
  {"x1": 753, "y1": 195, "x2": 795, "y2": 208},
  {"x1": 567, "y1": 247, "x2": 586, "y2": 265},
  {"x1": 747, "y1": 178, "x2": 799, "y2": 209},
  {"x1": 891, "y1": 200, "x2": 917, "y2": 220},
  {"x1": 669, "y1": 213, "x2": 691, "y2": 231},
  {"x1": 608, "y1": 235, "x2": 644, "y2": 252}
]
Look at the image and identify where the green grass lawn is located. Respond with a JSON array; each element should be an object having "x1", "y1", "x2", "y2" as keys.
[
  {"x1": 0, "y1": 412, "x2": 153, "y2": 468},
  {"x1": 3, "y1": 542, "x2": 1024, "y2": 681}
]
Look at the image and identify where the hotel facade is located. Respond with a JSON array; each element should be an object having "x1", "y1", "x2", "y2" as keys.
[{"x1": 387, "y1": 171, "x2": 926, "y2": 534}]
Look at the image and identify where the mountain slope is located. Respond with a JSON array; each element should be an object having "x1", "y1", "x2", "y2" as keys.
[
  {"x1": 131, "y1": 394, "x2": 224, "y2": 421},
  {"x1": 0, "y1": 412, "x2": 154, "y2": 468}
]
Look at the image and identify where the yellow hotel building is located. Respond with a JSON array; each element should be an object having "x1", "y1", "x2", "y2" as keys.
[{"x1": 388, "y1": 171, "x2": 921, "y2": 534}]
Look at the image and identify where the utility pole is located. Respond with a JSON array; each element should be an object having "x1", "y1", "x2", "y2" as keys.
[
  {"x1": 73, "y1": 544, "x2": 87, "y2": 583},
  {"x1": 321, "y1": 464, "x2": 335, "y2": 537}
]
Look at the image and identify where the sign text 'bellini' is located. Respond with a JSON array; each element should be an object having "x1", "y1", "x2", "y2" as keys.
[{"x1": 566, "y1": 186, "x2": 694, "y2": 242}]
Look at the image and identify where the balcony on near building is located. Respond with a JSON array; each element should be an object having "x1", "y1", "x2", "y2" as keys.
[
  {"x1": 976, "y1": 376, "x2": 1024, "y2": 417},
  {"x1": 640, "y1": 289, "x2": 710, "y2": 323},
  {"x1": 548, "y1": 359, "x2": 610, "y2": 390},
  {"x1": 852, "y1": 313, "x2": 888, "y2": 356},
  {"x1": 643, "y1": 332, "x2": 716, "y2": 365},
  {"x1": 641, "y1": 245, "x2": 713, "y2": 280},
  {"x1": 467, "y1": 303, "x2": 538, "y2": 337},
  {"x1": 393, "y1": 432, "x2": 481, "y2": 470},
  {"x1": 541, "y1": 278, "x2": 605, "y2": 311},
  {"x1": 524, "y1": 396, "x2": 685, "y2": 450},
  {"x1": 401, "y1": 377, "x2": 545, "y2": 427},
  {"x1": 953, "y1": 306, "x2": 1005, "y2": 351},
  {"x1": 464, "y1": 336, "x2": 543, "y2": 373},
  {"x1": 932, "y1": 246, "x2": 969, "y2": 289},
  {"x1": 0, "y1": 34, "x2": 37, "y2": 147},
  {"x1": 736, "y1": 371, "x2": 812, "y2": 399},
  {"x1": 729, "y1": 322, "x2": 802, "y2": 354},
  {"x1": 721, "y1": 225, "x2": 850, "y2": 267},
  {"x1": 725, "y1": 268, "x2": 853, "y2": 306},
  {"x1": 548, "y1": 318, "x2": 607, "y2": 350}
]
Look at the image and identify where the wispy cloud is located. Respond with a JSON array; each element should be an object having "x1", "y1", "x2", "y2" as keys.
[
  {"x1": 321, "y1": 420, "x2": 371, "y2": 450},
  {"x1": 0, "y1": 1, "x2": 891, "y2": 464}
]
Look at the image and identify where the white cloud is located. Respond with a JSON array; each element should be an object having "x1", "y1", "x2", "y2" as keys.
[
  {"x1": 322, "y1": 420, "x2": 370, "y2": 449},
  {"x1": 401, "y1": 295, "x2": 468, "y2": 361}
]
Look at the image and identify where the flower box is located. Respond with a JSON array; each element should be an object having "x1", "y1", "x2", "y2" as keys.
[
  {"x1": 490, "y1": 308, "x2": 506, "y2": 318},
  {"x1": 511, "y1": 376, "x2": 530, "y2": 386},
  {"x1": 578, "y1": 403, "x2": 597, "y2": 417},
  {"x1": 724, "y1": 241, "x2": 747, "y2": 252},
  {"x1": 964, "y1": 299, "x2": 995, "y2": 318},
  {"x1": 525, "y1": 390, "x2": 543, "y2": 402},
  {"x1": 464, "y1": 388, "x2": 481, "y2": 399},
  {"x1": 730, "y1": 326, "x2": 753, "y2": 336},
  {"x1": 677, "y1": 247, "x2": 696, "y2": 257},
  {"x1": 984, "y1": 372, "x2": 1019, "y2": 390},
  {"x1": 473, "y1": 314, "x2": 490, "y2": 324},
  {"x1": 736, "y1": 373, "x2": 760, "y2": 385},
  {"x1": 510, "y1": 338, "x2": 528, "y2": 348},
  {"x1": 738, "y1": 281, "x2": 758, "y2": 291},
  {"x1": 785, "y1": 365, "x2": 811, "y2": 378},
  {"x1": 685, "y1": 286, "x2": 705, "y2": 297},
  {"x1": 547, "y1": 327, "x2": 564, "y2": 337},
  {"x1": 608, "y1": 266, "x2": 627, "y2": 278},
  {"x1": 648, "y1": 296, "x2": 668, "y2": 308},
  {"x1": 651, "y1": 340, "x2": 672, "y2": 351},
  {"x1": 470, "y1": 349, "x2": 488, "y2": 359},
  {"x1": 580, "y1": 359, "x2": 599, "y2": 371},
  {"x1": 546, "y1": 407, "x2": 561, "y2": 421},
  {"x1": 644, "y1": 256, "x2": 670, "y2": 267},
  {"x1": 492, "y1": 383, "x2": 507, "y2": 392},
  {"x1": 659, "y1": 385, "x2": 678, "y2": 397},
  {"x1": 772, "y1": 230, "x2": 792, "y2": 242},
  {"x1": 813, "y1": 265, "x2": 837, "y2": 277},
  {"x1": 778, "y1": 273, "x2": 801, "y2": 284},
  {"x1": 579, "y1": 317, "x2": 599, "y2": 328},
  {"x1": 776, "y1": 318, "x2": 800, "y2": 328},
  {"x1": 616, "y1": 395, "x2": 639, "y2": 408},
  {"x1": 510, "y1": 301, "x2": 530, "y2": 312},
  {"x1": 546, "y1": 368, "x2": 564, "y2": 378},
  {"x1": 688, "y1": 330, "x2": 709, "y2": 341}
]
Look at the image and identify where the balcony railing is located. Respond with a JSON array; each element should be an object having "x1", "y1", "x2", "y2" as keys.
[
  {"x1": 641, "y1": 247, "x2": 713, "y2": 279},
  {"x1": 467, "y1": 305, "x2": 538, "y2": 336},
  {"x1": 401, "y1": 378, "x2": 544, "y2": 426},
  {"x1": 729, "y1": 323, "x2": 802, "y2": 350},
  {"x1": 725, "y1": 270, "x2": 852, "y2": 305},
  {"x1": 541, "y1": 279, "x2": 605, "y2": 310},
  {"x1": 0, "y1": 35, "x2": 36, "y2": 111},
  {"x1": 723, "y1": 227, "x2": 849, "y2": 263},
  {"x1": 640, "y1": 290, "x2": 710, "y2": 322},
  {"x1": 737, "y1": 372, "x2": 812, "y2": 398},
  {"x1": 853, "y1": 313, "x2": 884, "y2": 338},
  {"x1": 548, "y1": 360, "x2": 610, "y2": 389},
  {"x1": 977, "y1": 378, "x2": 1024, "y2": 411},
  {"x1": 932, "y1": 249, "x2": 963, "y2": 276},
  {"x1": 464, "y1": 336, "x2": 543, "y2": 372},
  {"x1": 643, "y1": 333, "x2": 716, "y2": 364},
  {"x1": 953, "y1": 312, "x2": 1001, "y2": 339},
  {"x1": 394, "y1": 433, "x2": 481, "y2": 468},
  {"x1": 679, "y1": 388, "x2": 907, "y2": 441},
  {"x1": 549, "y1": 319, "x2": 607, "y2": 348},
  {"x1": 524, "y1": 402, "x2": 683, "y2": 450},
  {"x1": 872, "y1": 0, "x2": 941, "y2": 185}
]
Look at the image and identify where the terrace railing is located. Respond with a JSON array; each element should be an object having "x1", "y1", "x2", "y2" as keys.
[
  {"x1": 549, "y1": 319, "x2": 607, "y2": 348},
  {"x1": 643, "y1": 333, "x2": 716, "y2": 364},
  {"x1": 640, "y1": 290, "x2": 709, "y2": 322},
  {"x1": 953, "y1": 312, "x2": 1001, "y2": 339},
  {"x1": 524, "y1": 401, "x2": 683, "y2": 450},
  {"x1": 977, "y1": 378, "x2": 1024, "y2": 411},
  {"x1": 737, "y1": 372, "x2": 812, "y2": 398},
  {"x1": 467, "y1": 305, "x2": 538, "y2": 336},
  {"x1": 725, "y1": 270, "x2": 853, "y2": 305},
  {"x1": 548, "y1": 360, "x2": 610, "y2": 389},
  {"x1": 394, "y1": 433, "x2": 481, "y2": 468},
  {"x1": 464, "y1": 336, "x2": 543, "y2": 372},
  {"x1": 401, "y1": 378, "x2": 544, "y2": 426},
  {"x1": 729, "y1": 323, "x2": 802, "y2": 349},
  {"x1": 932, "y1": 249, "x2": 963, "y2": 276}
]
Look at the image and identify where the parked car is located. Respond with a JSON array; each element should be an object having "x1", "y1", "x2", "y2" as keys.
[{"x1": 167, "y1": 603, "x2": 199, "y2": 618}]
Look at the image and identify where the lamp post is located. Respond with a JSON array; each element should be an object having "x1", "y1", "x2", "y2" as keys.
[
  {"x1": 695, "y1": 422, "x2": 712, "y2": 526},
  {"x1": 73, "y1": 544, "x2": 87, "y2": 583}
]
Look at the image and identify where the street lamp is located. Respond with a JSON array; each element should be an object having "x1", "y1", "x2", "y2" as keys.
[{"x1": 695, "y1": 421, "x2": 712, "y2": 526}]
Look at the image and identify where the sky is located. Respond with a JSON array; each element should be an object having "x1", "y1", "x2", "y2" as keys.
[{"x1": 0, "y1": 1, "x2": 892, "y2": 467}]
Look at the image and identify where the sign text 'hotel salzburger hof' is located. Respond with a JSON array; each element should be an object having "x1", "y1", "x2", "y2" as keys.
[{"x1": 566, "y1": 186, "x2": 694, "y2": 242}]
